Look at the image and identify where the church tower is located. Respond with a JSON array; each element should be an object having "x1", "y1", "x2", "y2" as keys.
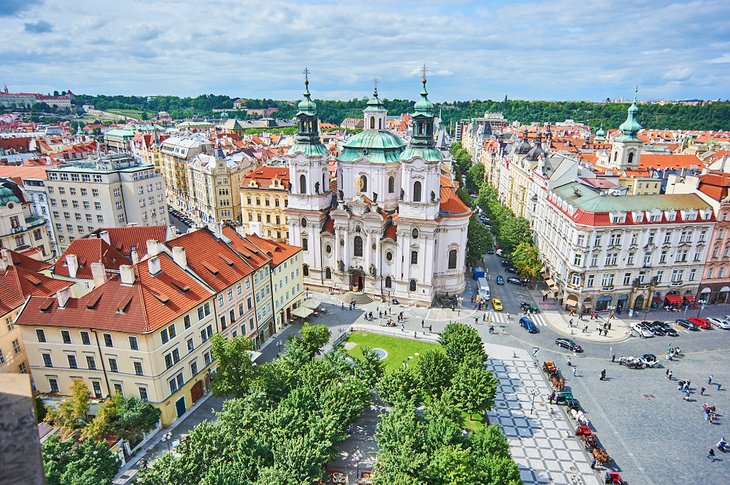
[
  {"x1": 398, "y1": 67, "x2": 442, "y2": 220},
  {"x1": 286, "y1": 70, "x2": 331, "y2": 285},
  {"x1": 609, "y1": 89, "x2": 643, "y2": 169}
]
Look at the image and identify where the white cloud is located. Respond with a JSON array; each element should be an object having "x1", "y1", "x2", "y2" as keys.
[{"x1": 663, "y1": 67, "x2": 693, "y2": 81}]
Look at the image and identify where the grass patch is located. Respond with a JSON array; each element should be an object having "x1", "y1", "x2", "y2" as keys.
[
  {"x1": 106, "y1": 108, "x2": 143, "y2": 119},
  {"x1": 463, "y1": 412, "x2": 486, "y2": 432},
  {"x1": 343, "y1": 331, "x2": 441, "y2": 373}
]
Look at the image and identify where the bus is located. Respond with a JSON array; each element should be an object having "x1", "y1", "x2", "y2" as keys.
[{"x1": 477, "y1": 277, "x2": 491, "y2": 301}]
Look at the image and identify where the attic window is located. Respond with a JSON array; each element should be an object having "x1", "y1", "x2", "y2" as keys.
[
  {"x1": 218, "y1": 254, "x2": 235, "y2": 267},
  {"x1": 172, "y1": 281, "x2": 191, "y2": 293},
  {"x1": 201, "y1": 261, "x2": 219, "y2": 275},
  {"x1": 149, "y1": 289, "x2": 170, "y2": 304},
  {"x1": 86, "y1": 293, "x2": 103, "y2": 310},
  {"x1": 40, "y1": 300, "x2": 54, "y2": 312},
  {"x1": 25, "y1": 274, "x2": 42, "y2": 286},
  {"x1": 116, "y1": 295, "x2": 133, "y2": 313}
]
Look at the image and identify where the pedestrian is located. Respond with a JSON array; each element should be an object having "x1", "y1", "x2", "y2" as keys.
[
  {"x1": 421, "y1": 319, "x2": 424, "y2": 328},
  {"x1": 583, "y1": 325, "x2": 588, "y2": 333},
  {"x1": 709, "y1": 448, "x2": 717, "y2": 462},
  {"x1": 608, "y1": 322, "x2": 612, "y2": 330},
  {"x1": 483, "y1": 313, "x2": 487, "y2": 322},
  {"x1": 600, "y1": 369, "x2": 606, "y2": 381},
  {"x1": 475, "y1": 317, "x2": 479, "y2": 325},
  {"x1": 612, "y1": 354, "x2": 616, "y2": 363},
  {"x1": 401, "y1": 324, "x2": 404, "y2": 331},
  {"x1": 684, "y1": 391, "x2": 691, "y2": 401},
  {"x1": 597, "y1": 328, "x2": 602, "y2": 336},
  {"x1": 687, "y1": 380, "x2": 692, "y2": 390},
  {"x1": 666, "y1": 368, "x2": 670, "y2": 377},
  {"x1": 569, "y1": 319, "x2": 573, "y2": 327},
  {"x1": 471, "y1": 295, "x2": 474, "y2": 303},
  {"x1": 414, "y1": 331, "x2": 417, "y2": 339},
  {"x1": 572, "y1": 367, "x2": 577, "y2": 377},
  {"x1": 567, "y1": 358, "x2": 572, "y2": 367},
  {"x1": 717, "y1": 383, "x2": 722, "y2": 391},
  {"x1": 341, "y1": 302, "x2": 344, "y2": 310},
  {"x1": 429, "y1": 324, "x2": 433, "y2": 333},
  {"x1": 668, "y1": 370, "x2": 673, "y2": 380},
  {"x1": 590, "y1": 457, "x2": 596, "y2": 469},
  {"x1": 709, "y1": 375, "x2": 714, "y2": 385}
]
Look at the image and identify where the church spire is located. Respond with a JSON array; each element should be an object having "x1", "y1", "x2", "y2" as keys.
[
  {"x1": 410, "y1": 64, "x2": 435, "y2": 149},
  {"x1": 364, "y1": 76, "x2": 387, "y2": 130},
  {"x1": 617, "y1": 86, "x2": 642, "y2": 141},
  {"x1": 288, "y1": 68, "x2": 327, "y2": 156}
]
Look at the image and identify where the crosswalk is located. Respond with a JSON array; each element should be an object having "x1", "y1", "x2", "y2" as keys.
[{"x1": 487, "y1": 312, "x2": 547, "y2": 326}]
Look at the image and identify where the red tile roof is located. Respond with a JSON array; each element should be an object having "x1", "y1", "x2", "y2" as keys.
[
  {"x1": 244, "y1": 233, "x2": 301, "y2": 267},
  {"x1": 221, "y1": 226, "x2": 271, "y2": 270},
  {"x1": 439, "y1": 179, "x2": 472, "y2": 218},
  {"x1": 166, "y1": 228, "x2": 253, "y2": 291},
  {"x1": 89, "y1": 226, "x2": 168, "y2": 259},
  {"x1": 241, "y1": 166, "x2": 290, "y2": 190},
  {"x1": 0, "y1": 265, "x2": 71, "y2": 315},
  {"x1": 638, "y1": 154, "x2": 703, "y2": 170},
  {"x1": 2, "y1": 249, "x2": 52, "y2": 272},
  {"x1": 53, "y1": 239, "x2": 128, "y2": 279},
  {"x1": 698, "y1": 173, "x2": 730, "y2": 202},
  {"x1": 16, "y1": 254, "x2": 212, "y2": 334}
]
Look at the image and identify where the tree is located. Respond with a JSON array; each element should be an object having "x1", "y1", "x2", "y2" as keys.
[
  {"x1": 468, "y1": 424, "x2": 512, "y2": 458},
  {"x1": 416, "y1": 350, "x2": 453, "y2": 398},
  {"x1": 497, "y1": 216, "x2": 532, "y2": 254},
  {"x1": 210, "y1": 334, "x2": 258, "y2": 397},
  {"x1": 511, "y1": 241, "x2": 542, "y2": 283},
  {"x1": 376, "y1": 366, "x2": 423, "y2": 405},
  {"x1": 83, "y1": 393, "x2": 161, "y2": 443},
  {"x1": 298, "y1": 323, "x2": 331, "y2": 359},
  {"x1": 456, "y1": 187, "x2": 475, "y2": 208},
  {"x1": 466, "y1": 163, "x2": 485, "y2": 193},
  {"x1": 439, "y1": 323, "x2": 486, "y2": 366},
  {"x1": 449, "y1": 362, "x2": 498, "y2": 419},
  {"x1": 42, "y1": 434, "x2": 120, "y2": 485},
  {"x1": 466, "y1": 216, "x2": 492, "y2": 266},
  {"x1": 426, "y1": 444, "x2": 484, "y2": 484},
  {"x1": 354, "y1": 346, "x2": 386, "y2": 390},
  {"x1": 45, "y1": 379, "x2": 91, "y2": 436}
]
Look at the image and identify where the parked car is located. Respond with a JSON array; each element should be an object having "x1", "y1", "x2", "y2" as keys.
[
  {"x1": 496, "y1": 275, "x2": 504, "y2": 285},
  {"x1": 486, "y1": 248, "x2": 494, "y2": 254},
  {"x1": 655, "y1": 322, "x2": 679, "y2": 336},
  {"x1": 708, "y1": 317, "x2": 730, "y2": 330},
  {"x1": 648, "y1": 323, "x2": 666, "y2": 336},
  {"x1": 505, "y1": 267, "x2": 518, "y2": 274},
  {"x1": 688, "y1": 317, "x2": 712, "y2": 330},
  {"x1": 519, "y1": 316, "x2": 538, "y2": 333},
  {"x1": 632, "y1": 322, "x2": 654, "y2": 338},
  {"x1": 675, "y1": 319, "x2": 700, "y2": 331},
  {"x1": 555, "y1": 337, "x2": 583, "y2": 352},
  {"x1": 492, "y1": 298, "x2": 503, "y2": 311},
  {"x1": 507, "y1": 277, "x2": 524, "y2": 286},
  {"x1": 521, "y1": 301, "x2": 539, "y2": 313},
  {"x1": 640, "y1": 353, "x2": 659, "y2": 368},
  {"x1": 500, "y1": 259, "x2": 511, "y2": 267}
]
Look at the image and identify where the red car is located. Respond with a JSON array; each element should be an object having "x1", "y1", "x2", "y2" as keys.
[{"x1": 688, "y1": 317, "x2": 712, "y2": 329}]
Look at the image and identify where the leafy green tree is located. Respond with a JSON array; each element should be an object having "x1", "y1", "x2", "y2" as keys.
[
  {"x1": 45, "y1": 379, "x2": 91, "y2": 436},
  {"x1": 416, "y1": 350, "x2": 453, "y2": 398},
  {"x1": 210, "y1": 334, "x2": 258, "y2": 397},
  {"x1": 456, "y1": 187, "x2": 475, "y2": 208},
  {"x1": 426, "y1": 444, "x2": 484, "y2": 484},
  {"x1": 42, "y1": 434, "x2": 120, "y2": 485},
  {"x1": 299, "y1": 323, "x2": 331, "y2": 359},
  {"x1": 376, "y1": 366, "x2": 423, "y2": 405},
  {"x1": 478, "y1": 455, "x2": 522, "y2": 485},
  {"x1": 83, "y1": 393, "x2": 160, "y2": 443},
  {"x1": 449, "y1": 361, "x2": 498, "y2": 419},
  {"x1": 354, "y1": 346, "x2": 386, "y2": 390},
  {"x1": 511, "y1": 240, "x2": 542, "y2": 283},
  {"x1": 497, "y1": 216, "x2": 532, "y2": 254},
  {"x1": 466, "y1": 216, "x2": 492, "y2": 266},
  {"x1": 468, "y1": 424, "x2": 512, "y2": 458},
  {"x1": 439, "y1": 323, "x2": 486, "y2": 366},
  {"x1": 466, "y1": 163, "x2": 485, "y2": 193}
]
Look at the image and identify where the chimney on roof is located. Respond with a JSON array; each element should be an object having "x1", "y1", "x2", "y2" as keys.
[
  {"x1": 66, "y1": 254, "x2": 79, "y2": 278},
  {"x1": 148, "y1": 255, "x2": 161, "y2": 275},
  {"x1": 131, "y1": 249, "x2": 139, "y2": 265},
  {"x1": 0, "y1": 248, "x2": 11, "y2": 271},
  {"x1": 90, "y1": 262, "x2": 106, "y2": 287},
  {"x1": 99, "y1": 230, "x2": 110, "y2": 244},
  {"x1": 172, "y1": 246, "x2": 187, "y2": 267},
  {"x1": 146, "y1": 239, "x2": 159, "y2": 257},
  {"x1": 56, "y1": 286, "x2": 71, "y2": 308},
  {"x1": 120, "y1": 265, "x2": 135, "y2": 285}
]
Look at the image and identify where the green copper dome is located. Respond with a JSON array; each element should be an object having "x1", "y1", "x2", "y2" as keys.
[
  {"x1": 413, "y1": 79, "x2": 435, "y2": 115},
  {"x1": 596, "y1": 126, "x2": 606, "y2": 137},
  {"x1": 364, "y1": 87, "x2": 386, "y2": 112},
  {"x1": 616, "y1": 92, "x2": 642, "y2": 142},
  {"x1": 0, "y1": 185, "x2": 20, "y2": 206},
  {"x1": 297, "y1": 80, "x2": 317, "y2": 115},
  {"x1": 338, "y1": 130, "x2": 405, "y2": 164}
]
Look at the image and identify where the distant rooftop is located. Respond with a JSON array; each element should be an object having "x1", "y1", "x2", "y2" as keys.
[{"x1": 47, "y1": 153, "x2": 154, "y2": 174}]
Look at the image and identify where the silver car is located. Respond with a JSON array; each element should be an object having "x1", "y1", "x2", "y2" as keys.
[
  {"x1": 709, "y1": 317, "x2": 730, "y2": 330},
  {"x1": 632, "y1": 322, "x2": 654, "y2": 338}
]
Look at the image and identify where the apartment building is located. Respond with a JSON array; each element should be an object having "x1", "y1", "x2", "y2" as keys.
[
  {"x1": 0, "y1": 249, "x2": 70, "y2": 375},
  {"x1": 239, "y1": 166, "x2": 290, "y2": 242},
  {"x1": 0, "y1": 179, "x2": 53, "y2": 260},
  {"x1": 45, "y1": 154, "x2": 167, "y2": 251},
  {"x1": 131, "y1": 132, "x2": 166, "y2": 172},
  {"x1": 186, "y1": 150, "x2": 246, "y2": 225},
  {"x1": 16, "y1": 253, "x2": 217, "y2": 426},
  {"x1": 536, "y1": 180, "x2": 714, "y2": 314},
  {"x1": 159, "y1": 134, "x2": 212, "y2": 210}
]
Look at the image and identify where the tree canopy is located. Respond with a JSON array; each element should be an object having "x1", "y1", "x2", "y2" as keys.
[{"x1": 42, "y1": 435, "x2": 120, "y2": 485}]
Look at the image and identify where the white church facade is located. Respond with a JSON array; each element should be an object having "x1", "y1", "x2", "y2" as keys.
[{"x1": 286, "y1": 75, "x2": 470, "y2": 305}]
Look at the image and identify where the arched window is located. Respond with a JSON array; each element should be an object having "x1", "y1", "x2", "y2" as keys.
[
  {"x1": 613, "y1": 151, "x2": 617, "y2": 162},
  {"x1": 302, "y1": 237, "x2": 308, "y2": 251},
  {"x1": 385, "y1": 276, "x2": 392, "y2": 288},
  {"x1": 354, "y1": 236, "x2": 363, "y2": 257},
  {"x1": 413, "y1": 181, "x2": 422, "y2": 202},
  {"x1": 409, "y1": 279, "x2": 417, "y2": 292},
  {"x1": 388, "y1": 176, "x2": 395, "y2": 193},
  {"x1": 627, "y1": 152, "x2": 634, "y2": 164},
  {"x1": 360, "y1": 175, "x2": 368, "y2": 193},
  {"x1": 369, "y1": 117, "x2": 375, "y2": 129},
  {"x1": 411, "y1": 250, "x2": 418, "y2": 264},
  {"x1": 325, "y1": 267, "x2": 331, "y2": 279},
  {"x1": 299, "y1": 174, "x2": 306, "y2": 194},
  {"x1": 448, "y1": 249, "x2": 458, "y2": 269},
  {"x1": 303, "y1": 264, "x2": 309, "y2": 276}
]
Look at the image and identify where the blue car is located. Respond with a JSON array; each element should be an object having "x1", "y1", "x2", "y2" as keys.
[
  {"x1": 519, "y1": 316, "x2": 539, "y2": 333},
  {"x1": 496, "y1": 275, "x2": 504, "y2": 285}
]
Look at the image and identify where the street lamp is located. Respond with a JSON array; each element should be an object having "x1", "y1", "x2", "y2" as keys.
[{"x1": 162, "y1": 432, "x2": 173, "y2": 451}]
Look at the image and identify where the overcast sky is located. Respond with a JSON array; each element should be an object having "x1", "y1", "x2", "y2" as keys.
[{"x1": 1, "y1": 0, "x2": 729, "y2": 102}]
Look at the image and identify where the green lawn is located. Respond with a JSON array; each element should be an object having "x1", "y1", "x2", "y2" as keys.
[
  {"x1": 463, "y1": 412, "x2": 487, "y2": 432},
  {"x1": 343, "y1": 331, "x2": 441, "y2": 372},
  {"x1": 106, "y1": 108, "x2": 144, "y2": 119}
]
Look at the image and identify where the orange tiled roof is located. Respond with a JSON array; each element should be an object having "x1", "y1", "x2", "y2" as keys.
[
  {"x1": 244, "y1": 233, "x2": 301, "y2": 268},
  {"x1": 0, "y1": 166, "x2": 47, "y2": 180},
  {"x1": 439, "y1": 178, "x2": 471, "y2": 218},
  {"x1": 221, "y1": 226, "x2": 271, "y2": 271},
  {"x1": 89, "y1": 226, "x2": 168, "y2": 259},
  {"x1": 639, "y1": 154, "x2": 703, "y2": 170},
  {"x1": 166, "y1": 228, "x2": 253, "y2": 291},
  {"x1": 698, "y1": 173, "x2": 730, "y2": 202},
  {"x1": 0, "y1": 264, "x2": 71, "y2": 315},
  {"x1": 241, "y1": 166, "x2": 290, "y2": 190},
  {"x1": 53, "y1": 239, "x2": 128, "y2": 279},
  {"x1": 16, "y1": 254, "x2": 212, "y2": 334}
]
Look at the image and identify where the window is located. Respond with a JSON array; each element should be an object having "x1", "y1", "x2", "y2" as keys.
[
  {"x1": 81, "y1": 331, "x2": 90, "y2": 345},
  {"x1": 67, "y1": 355, "x2": 78, "y2": 369},
  {"x1": 448, "y1": 249, "x2": 458, "y2": 269},
  {"x1": 412, "y1": 228, "x2": 419, "y2": 239},
  {"x1": 139, "y1": 387, "x2": 148, "y2": 401},
  {"x1": 594, "y1": 234, "x2": 602, "y2": 247},
  {"x1": 609, "y1": 234, "x2": 621, "y2": 246},
  {"x1": 627, "y1": 253, "x2": 635, "y2": 265},
  {"x1": 623, "y1": 273, "x2": 631, "y2": 286},
  {"x1": 92, "y1": 381, "x2": 102, "y2": 398},
  {"x1": 411, "y1": 250, "x2": 418, "y2": 264},
  {"x1": 605, "y1": 253, "x2": 617, "y2": 266},
  {"x1": 47, "y1": 378, "x2": 59, "y2": 393},
  {"x1": 87, "y1": 356, "x2": 97, "y2": 370},
  {"x1": 113, "y1": 383, "x2": 123, "y2": 395},
  {"x1": 302, "y1": 237, "x2": 308, "y2": 251},
  {"x1": 413, "y1": 181, "x2": 422, "y2": 202},
  {"x1": 571, "y1": 274, "x2": 581, "y2": 286},
  {"x1": 129, "y1": 336, "x2": 138, "y2": 350},
  {"x1": 353, "y1": 236, "x2": 363, "y2": 257},
  {"x1": 586, "y1": 275, "x2": 594, "y2": 287},
  {"x1": 204, "y1": 351, "x2": 212, "y2": 366},
  {"x1": 103, "y1": 334, "x2": 113, "y2": 347},
  {"x1": 664, "y1": 232, "x2": 672, "y2": 244},
  {"x1": 590, "y1": 254, "x2": 598, "y2": 267},
  {"x1": 42, "y1": 353, "x2": 53, "y2": 367},
  {"x1": 325, "y1": 267, "x2": 331, "y2": 279},
  {"x1": 12, "y1": 339, "x2": 20, "y2": 354},
  {"x1": 360, "y1": 175, "x2": 368, "y2": 192},
  {"x1": 671, "y1": 269, "x2": 684, "y2": 283},
  {"x1": 61, "y1": 330, "x2": 71, "y2": 344},
  {"x1": 221, "y1": 315, "x2": 227, "y2": 330},
  {"x1": 191, "y1": 360, "x2": 198, "y2": 376},
  {"x1": 409, "y1": 279, "x2": 417, "y2": 292},
  {"x1": 184, "y1": 315, "x2": 191, "y2": 329},
  {"x1": 707, "y1": 268, "x2": 714, "y2": 279},
  {"x1": 388, "y1": 176, "x2": 395, "y2": 193},
  {"x1": 303, "y1": 264, "x2": 309, "y2": 276},
  {"x1": 643, "y1": 253, "x2": 652, "y2": 265},
  {"x1": 299, "y1": 174, "x2": 306, "y2": 194},
  {"x1": 573, "y1": 253, "x2": 582, "y2": 266},
  {"x1": 1, "y1": 350, "x2": 7, "y2": 365},
  {"x1": 659, "y1": 250, "x2": 667, "y2": 264},
  {"x1": 187, "y1": 338, "x2": 195, "y2": 353},
  {"x1": 656, "y1": 270, "x2": 663, "y2": 283},
  {"x1": 689, "y1": 268, "x2": 697, "y2": 281},
  {"x1": 601, "y1": 274, "x2": 614, "y2": 287},
  {"x1": 169, "y1": 372, "x2": 184, "y2": 394},
  {"x1": 36, "y1": 329, "x2": 46, "y2": 342},
  {"x1": 385, "y1": 276, "x2": 392, "y2": 288},
  {"x1": 109, "y1": 358, "x2": 118, "y2": 373},
  {"x1": 134, "y1": 361, "x2": 143, "y2": 376}
]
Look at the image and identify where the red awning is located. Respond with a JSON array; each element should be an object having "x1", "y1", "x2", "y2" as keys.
[
  {"x1": 665, "y1": 295, "x2": 683, "y2": 304},
  {"x1": 652, "y1": 296, "x2": 663, "y2": 304},
  {"x1": 683, "y1": 295, "x2": 694, "y2": 302}
]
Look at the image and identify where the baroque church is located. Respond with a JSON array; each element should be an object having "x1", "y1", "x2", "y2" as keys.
[{"x1": 286, "y1": 74, "x2": 471, "y2": 305}]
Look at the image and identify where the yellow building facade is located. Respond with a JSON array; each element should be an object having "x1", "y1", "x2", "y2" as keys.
[{"x1": 239, "y1": 166, "x2": 290, "y2": 242}]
